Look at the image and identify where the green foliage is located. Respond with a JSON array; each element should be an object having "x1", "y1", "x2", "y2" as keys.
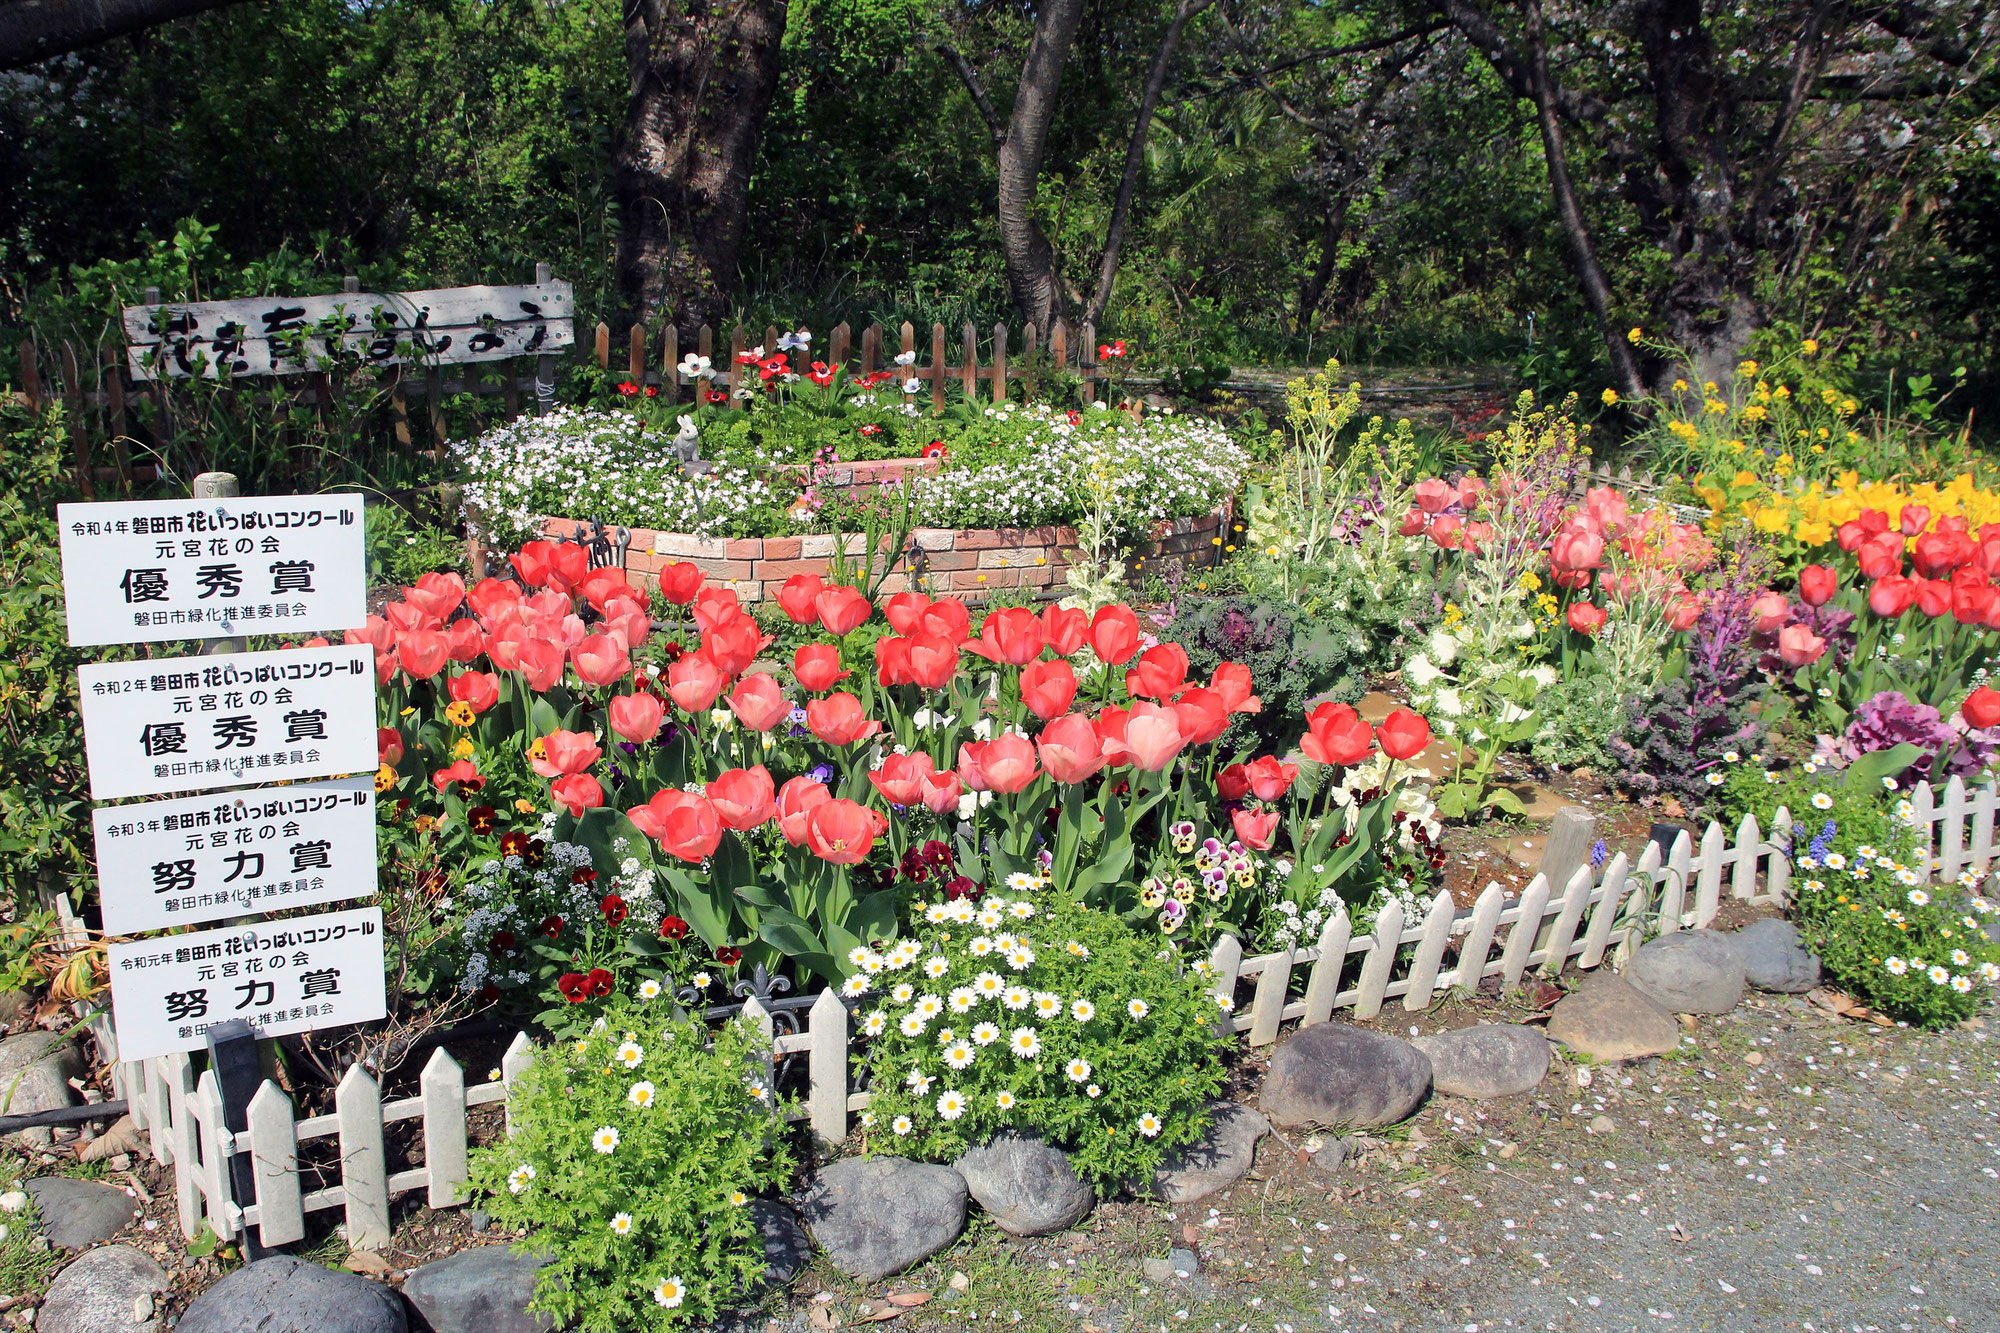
[
  {"x1": 366, "y1": 501, "x2": 469, "y2": 588},
  {"x1": 469, "y1": 997, "x2": 795, "y2": 1331},
  {"x1": 1527, "y1": 672, "x2": 1626, "y2": 773},
  {"x1": 1165, "y1": 596, "x2": 1366, "y2": 757},
  {"x1": 0, "y1": 1183, "x2": 60, "y2": 1305},
  {"x1": 855, "y1": 894, "x2": 1229, "y2": 1192}
]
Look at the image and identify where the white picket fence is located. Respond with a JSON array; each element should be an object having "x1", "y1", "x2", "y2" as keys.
[{"x1": 86, "y1": 777, "x2": 2000, "y2": 1250}]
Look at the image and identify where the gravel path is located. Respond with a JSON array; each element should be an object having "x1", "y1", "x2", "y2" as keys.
[{"x1": 783, "y1": 995, "x2": 2000, "y2": 1333}]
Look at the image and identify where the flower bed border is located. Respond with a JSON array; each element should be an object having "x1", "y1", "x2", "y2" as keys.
[{"x1": 531, "y1": 507, "x2": 1232, "y2": 603}]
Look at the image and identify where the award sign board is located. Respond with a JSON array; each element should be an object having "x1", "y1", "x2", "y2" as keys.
[
  {"x1": 92, "y1": 778, "x2": 376, "y2": 935},
  {"x1": 57, "y1": 494, "x2": 365, "y2": 647},
  {"x1": 106, "y1": 906, "x2": 386, "y2": 1062},
  {"x1": 77, "y1": 644, "x2": 376, "y2": 801}
]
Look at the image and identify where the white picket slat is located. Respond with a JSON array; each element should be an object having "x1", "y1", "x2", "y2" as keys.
[
  {"x1": 1247, "y1": 947, "x2": 1295, "y2": 1046},
  {"x1": 420, "y1": 1049, "x2": 469, "y2": 1208},
  {"x1": 1658, "y1": 831, "x2": 1693, "y2": 933},
  {"x1": 246, "y1": 1082, "x2": 305, "y2": 1246},
  {"x1": 1499, "y1": 875, "x2": 1550, "y2": 988},
  {"x1": 500, "y1": 1031, "x2": 534, "y2": 1137},
  {"x1": 1351, "y1": 898, "x2": 1402, "y2": 1020},
  {"x1": 335, "y1": 1065, "x2": 391, "y2": 1250},
  {"x1": 1298, "y1": 909, "x2": 1352, "y2": 1027},
  {"x1": 1538, "y1": 863, "x2": 1594, "y2": 975},
  {"x1": 1693, "y1": 822, "x2": 1728, "y2": 927},
  {"x1": 1400, "y1": 892, "x2": 1457, "y2": 1011},
  {"x1": 1450, "y1": 883, "x2": 1505, "y2": 992},
  {"x1": 809, "y1": 990, "x2": 848, "y2": 1146},
  {"x1": 1577, "y1": 851, "x2": 1631, "y2": 969},
  {"x1": 1767, "y1": 808, "x2": 1794, "y2": 906},
  {"x1": 191, "y1": 1071, "x2": 236, "y2": 1241},
  {"x1": 163, "y1": 1053, "x2": 199, "y2": 1238}
]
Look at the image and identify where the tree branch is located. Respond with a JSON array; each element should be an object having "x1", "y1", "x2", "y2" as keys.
[
  {"x1": 1865, "y1": 1, "x2": 1973, "y2": 66},
  {"x1": 0, "y1": 0, "x2": 265, "y2": 70},
  {"x1": 1437, "y1": 0, "x2": 1610, "y2": 123},
  {"x1": 933, "y1": 37, "x2": 1007, "y2": 146}
]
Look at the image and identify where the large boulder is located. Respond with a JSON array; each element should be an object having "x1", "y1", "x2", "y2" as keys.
[
  {"x1": 1148, "y1": 1102, "x2": 1269, "y2": 1204},
  {"x1": 1732, "y1": 920, "x2": 1822, "y2": 993},
  {"x1": 1409, "y1": 1025, "x2": 1551, "y2": 1099},
  {"x1": 176, "y1": 1256, "x2": 407, "y2": 1333},
  {"x1": 953, "y1": 1134, "x2": 1093, "y2": 1237},
  {"x1": 401, "y1": 1245, "x2": 552, "y2": 1333},
  {"x1": 24, "y1": 1175, "x2": 141, "y2": 1248},
  {"x1": 799, "y1": 1156, "x2": 967, "y2": 1283},
  {"x1": 1547, "y1": 974, "x2": 1681, "y2": 1061},
  {"x1": 36, "y1": 1244, "x2": 168, "y2": 1333},
  {"x1": 0, "y1": 1031, "x2": 83, "y2": 1145},
  {"x1": 1259, "y1": 1024, "x2": 1432, "y2": 1129},
  {"x1": 1624, "y1": 930, "x2": 1747, "y2": 1014}
]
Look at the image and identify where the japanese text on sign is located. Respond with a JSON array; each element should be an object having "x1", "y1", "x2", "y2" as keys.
[
  {"x1": 93, "y1": 778, "x2": 376, "y2": 935},
  {"x1": 77, "y1": 644, "x2": 376, "y2": 801},
  {"x1": 107, "y1": 907, "x2": 386, "y2": 1062},
  {"x1": 58, "y1": 495, "x2": 365, "y2": 647}
]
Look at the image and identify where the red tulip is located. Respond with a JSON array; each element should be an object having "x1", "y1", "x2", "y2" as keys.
[
  {"x1": 443, "y1": 618, "x2": 484, "y2": 663},
  {"x1": 776, "y1": 777, "x2": 831, "y2": 846},
  {"x1": 449, "y1": 671, "x2": 499, "y2": 715},
  {"x1": 1209, "y1": 662, "x2": 1262, "y2": 715},
  {"x1": 1550, "y1": 527, "x2": 1605, "y2": 581},
  {"x1": 816, "y1": 585, "x2": 874, "y2": 636},
  {"x1": 570, "y1": 633, "x2": 632, "y2": 688},
  {"x1": 805, "y1": 798, "x2": 888, "y2": 865},
  {"x1": 1036, "y1": 713, "x2": 1106, "y2": 784},
  {"x1": 903, "y1": 633, "x2": 960, "y2": 690},
  {"x1": 398, "y1": 629, "x2": 450, "y2": 680},
  {"x1": 727, "y1": 671, "x2": 792, "y2": 731},
  {"x1": 431, "y1": 759, "x2": 483, "y2": 791},
  {"x1": 609, "y1": 691, "x2": 666, "y2": 744},
  {"x1": 377, "y1": 727, "x2": 404, "y2": 766},
  {"x1": 776, "y1": 573, "x2": 825, "y2": 625},
  {"x1": 1020, "y1": 659, "x2": 1078, "y2": 721},
  {"x1": 707, "y1": 765, "x2": 777, "y2": 831},
  {"x1": 1777, "y1": 623, "x2": 1827, "y2": 667},
  {"x1": 1835, "y1": 519, "x2": 1869, "y2": 552},
  {"x1": 667, "y1": 650, "x2": 729, "y2": 713},
  {"x1": 1398, "y1": 507, "x2": 1428, "y2": 537},
  {"x1": 883, "y1": 592, "x2": 934, "y2": 635},
  {"x1": 700, "y1": 613, "x2": 768, "y2": 677},
  {"x1": 1217, "y1": 762, "x2": 1251, "y2": 801},
  {"x1": 1231, "y1": 807, "x2": 1280, "y2": 852},
  {"x1": 542, "y1": 542, "x2": 589, "y2": 593},
  {"x1": 1857, "y1": 533, "x2": 1904, "y2": 580},
  {"x1": 1087, "y1": 604, "x2": 1141, "y2": 665},
  {"x1": 958, "y1": 733, "x2": 1041, "y2": 793},
  {"x1": 966, "y1": 606, "x2": 1045, "y2": 666},
  {"x1": 577, "y1": 566, "x2": 634, "y2": 614},
  {"x1": 467, "y1": 577, "x2": 522, "y2": 621},
  {"x1": 1172, "y1": 687, "x2": 1231, "y2": 746},
  {"x1": 1917, "y1": 578, "x2": 1954, "y2": 618},
  {"x1": 1868, "y1": 574, "x2": 1919, "y2": 617},
  {"x1": 920, "y1": 597, "x2": 971, "y2": 642},
  {"x1": 1962, "y1": 686, "x2": 2000, "y2": 730},
  {"x1": 533, "y1": 729, "x2": 602, "y2": 778},
  {"x1": 1668, "y1": 592, "x2": 1702, "y2": 631},
  {"x1": 643, "y1": 790, "x2": 725, "y2": 862},
  {"x1": 691, "y1": 587, "x2": 742, "y2": 635},
  {"x1": 1377, "y1": 707, "x2": 1432, "y2": 761},
  {"x1": 1125, "y1": 642, "x2": 1189, "y2": 699},
  {"x1": 1953, "y1": 574, "x2": 1996, "y2": 626},
  {"x1": 656, "y1": 561, "x2": 705, "y2": 605},
  {"x1": 794, "y1": 644, "x2": 850, "y2": 692},
  {"x1": 806, "y1": 692, "x2": 882, "y2": 746},
  {"x1": 510, "y1": 540, "x2": 557, "y2": 588},
  {"x1": 551, "y1": 773, "x2": 604, "y2": 817},
  {"x1": 516, "y1": 639, "x2": 565, "y2": 693},
  {"x1": 1566, "y1": 601, "x2": 1608, "y2": 635},
  {"x1": 1301, "y1": 701, "x2": 1373, "y2": 767},
  {"x1": 1901, "y1": 503, "x2": 1932, "y2": 536},
  {"x1": 1798, "y1": 564, "x2": 1838, "y2": 608},
  {"x1": 1242, "y1": 755, "x2": 1299, "y2": 802},
  {"x1": 870, "y1": 752, "x2": 945, "y2": 806},
  {"x1": 1414, "y1": 477, "x2": 1454, "y2": 514},
  {"x1": 1042, "y1": 605, "x2": 1089, "y2": 656}
]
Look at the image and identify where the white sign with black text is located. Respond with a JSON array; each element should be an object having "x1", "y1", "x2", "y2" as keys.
[
  {"x1": 57, "y1": 495, "x2": 365, "y2": 647},
  {"x1": 92, "y1": 778, "x2": 376, "y2": 935},
  {"x1": 107, "y1": 906, "x2": 386, "y2": 1062},
  {"x1": 77, "y1": 644, "x2": 376, "y2": 801}
]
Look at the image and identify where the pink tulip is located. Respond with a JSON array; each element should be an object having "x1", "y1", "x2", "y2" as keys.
[
  {"x1": 608, "y1": 692, "x2": 666, "y2": 744},
  {"x1": 533, "y1": 729, "x2": 602, "y2": 778},
  {"x1": 570, "y1": 633, "x2": 632, "y2": 688},
  {"x1": 1777, "y1": 623, "x2": 1827, "y2": 668}
]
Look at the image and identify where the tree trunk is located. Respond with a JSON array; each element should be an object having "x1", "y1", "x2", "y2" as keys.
[
  {"x1": 1084, "y1": 0, "x2": 1215, "y2": 326},
  {"x1": 612, "y1": 0, "x2": 789, "y2": 332},
  {"x1": 995, "y1": 0, "x2": 1086, "y2": 331},
  {"x1": 0, "y1": 0, "x2": 261, "y2": 69}
]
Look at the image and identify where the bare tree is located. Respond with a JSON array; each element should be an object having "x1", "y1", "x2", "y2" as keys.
[
  {"x1": 612, "y1": 0, "x2": 790, "y2": 331},
  {"x1": 0, "y1": 0, "x2": 262, "y2": 70}
]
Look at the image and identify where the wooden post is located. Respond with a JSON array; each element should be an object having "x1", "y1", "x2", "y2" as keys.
[
  {"x1": 1080, "y1": 322, "x2": 1098, "y2": 404},
  {"x1": 960, "y1": 322, "x2": 977, "y2": 399},
  {"x1": 1298, "y1": 908, "x2": 1352, "y2": 1028},
  {"x1": 102, "y1": 346, "x2": 132, "y2": 491},
  {"x1": 930, "y1": 322, "x2": 947, "y2": 412},
  {"x1": 17, "y1": 339, "x2": 42, "y2": 409},
  {"x1": 861, "y1": 323, "x2": 880, "y2": 377},
  {"x1": 662, "y1": 324, "x2": 680, "y2": 402},
  {"x1": 628, "y1": 324, "x2": 646, "y2": 385},
  {"x1": 59, "y1": 341, "x2": 93, "y2": 499},
  {"x1": 990, "y1": 322, "x2": 1007, "y2": 404},
  {"x1": 1050, "y1": 320, "x2": 1068, "y2": 377},
  {"x1": 420, "y1": 1048, "x2": 469, "y2": 1208},
  {"x1": 593, "y1": 321, "x2": 611, "y2": 371},
  {"x1": 204, "y1": 1019, "x2": 268, "y2": 1259},
  {"x1": 1021, "y1": 322, "x2": 1038, "y2": 401},
  {"x1": 1351, "y1": 898, "x2": 1401, "y2": 1019},
  {"x1": 829, "y1": 322, "x2": 850, "y2": 375},
  {"x1": 808, "y1": 990, "x2": 848, "y2": 1148},
  {"x1": 698, "y1": 324, "x2": 715, "y2": 403}
]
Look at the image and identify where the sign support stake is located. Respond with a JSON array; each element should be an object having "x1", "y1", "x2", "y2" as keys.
[{"x1": 205, "y1": 1019, "x2": 268, "y2": 1260}]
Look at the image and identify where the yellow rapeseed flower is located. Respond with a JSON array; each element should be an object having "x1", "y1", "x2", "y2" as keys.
[{"x1": 1601, "y1": 388, "x2": 1619, "y2": 405}]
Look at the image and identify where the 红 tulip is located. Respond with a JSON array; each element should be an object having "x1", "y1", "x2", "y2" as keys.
[
  {"x1": 1216, "y1": 762, "x2": 1251, "y2": 801},
  {"x1": 656, "y1": 561, "x2": 705, "y2": 605},
  {"x1": 691, "y1": 586, "x2": 741, "y2": 635},
  {"x1": 570, "y1": 633, "x2": 632, "y2": 688},
  {"x1": 1125, "y1": 643, "x2": 1189, "y2": 699},
  {"x1": 1749, "y1": 592, "x2": 1790, "y2": 636},
  {"x1": 510, "y1": 540, "x2": 557, "y2": 589},
  {"x1": 903, "y1": 633, "x2": 960, "y2": 690},
  {"x1": 805, "y1": 799, "x2": 888, "y2": 865},
  {"x1": 577, "y1": 566, "x2": 633, "y2": 613},
  {"x1": 1301, "y1": 702, "x2": 1373, "y2": 767},
  {"x1": 431, "y1": 759, "x2": 482, "y2": 791},
  {"x1": 921, "y1": 597, "x2": 971, "y2": 642},
  {"x1": 883, "y1": 591, "x2": 934, "y2": 635},
  {"x1": 1231, "y1": 807, "x2": 1280, "y2": 852},
  {"x1": 1798, "y1": 564, "x2": 1838, "y2": 608},
  {"x1": 445, "y1": 618, "x2": 485, "y2": 663},
  {"x1": 1566, "y1": 601, "x2": 1608, "y2": 635},
  {"x1": 1901, "y1": 503, "x2": 1932, "y2": 536},
  {"x1": 701, "y1": 612, "x2": 768, "y2": 676},
  {"x1": 967, "y1": 606, "x2": 1045, "y2": 666},
  {"x1": 871, "y1": 752, "x2": 945, "y2": 807},
  {"x1": 1962, "y1": 686, "x2": 2000, "y2": 731},
  {"x1": 533, "y1": 729, "x2": 602, "y2": 778},
  {"x1": 1377, "y1": 708, "x2": 1432, "y2": 762},
  {"x1": 1210, "y1": 662, "x2": 1262, "y2": 714},
  {"x1": 551, "y1": 773, "x2": 604, "y2": 817},
  {"x1": 515, "y1": 640, "x2": 565, "y2": 693},
  {"x1": 1242, "y1": 755, "x2": 1298, "y2": 802},
  {"x1": 958, "y1": 733, "x2": 1041, "y2": 793},
  {"x1": 707, "y1": 765, "x2": 777, "y2": 831},
  {"x1": 377, "y1": 727, "x2": 405, "y2": 766},
  {"x1": 608, "y1": 691, "x2": 666, "y2": 744},
  {"x1": 667, "y1": 650, "x2": 729, "y2": 713},
  {"x1": 467, "y1": 577, "x2": 521, "y2": 621},
  {"x1": 1172, "y1": 687, "x2": 1231, "y2": 747},
  {"x1": 1917, "y1": 578, "x2": 1953, "y2": 618},
  {"x1": 795, "y1": 643, "x2": 851, "y2": 692},
  {"x1": 1776, "y1": 624, "x2": 1826, "y2": 668},
  {"x1": 1036, "y1": 713, "x2": 1106, "y2": 784},
  {"x1": 1088, "y1": 604, "x2": 1141, "y2": 665},
  {"x1": 1868, "y1": 574, "x2": 1919, "y2": 617},
  {"x1": 1117, "y1": 702, "x2": 1185, "y2": 772},
  {"x1": 449, "y1": 671, "x2": 499, "y2": 715},
  {"x1": 1857, "y1": 533, "x2": 1904, "y2": 580},
  {"x1": 1042, "y1": 605, "x2": 1088, "y2": 656},
  {"x1": 1953, "y1": 572, "x2": 1996, "y2": 626},
  {"x1": 628, "y1": 789, "x2": 722, "y2": 863},
  {"x1": 806, "y1": 692, "x2": 882, "y2": 746},
  {"x1": 1020, "y1": 659, "x2": 1078, "y2": 721},
  {"x1": 727, "y1": 671, "x2": 792, "y2": 731},
  {"x1": 1414, "y1": 477, "x2": 1454, "y2": 514},
  {"x1": 776, "y1": 573, "x2": 825, "y2": 625},
  {"x1": 816, "y1": 585, "x2": 873, "y2": 636},
  {"x1": 776, "y1": 776, "x2": 831, "y2": 845},
  {"x1": 397, "y1": 629, "x2": 450, "y2": 680}
]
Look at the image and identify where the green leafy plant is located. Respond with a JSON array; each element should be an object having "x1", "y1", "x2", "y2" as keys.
[
  {"x1": 469, "y1": 993, "x2": 796, "y2": 1331},
  {"x1": 1164, "y1": 596, "x2": 1365, "y2": 757},
  {"x1": 853, "y1": 893, "x2": 1229, "y2": 1192}
]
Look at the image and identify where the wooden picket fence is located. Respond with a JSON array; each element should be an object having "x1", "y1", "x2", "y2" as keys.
[{"x1": 86, "y1": 776, "x2": 1999, "y2": 1250}]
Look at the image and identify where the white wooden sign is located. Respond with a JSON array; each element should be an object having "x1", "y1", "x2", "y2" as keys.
[
  {"x1": 92, "y1": 778, "x2": 375, "y2": 935},
  {"x1": 77, "y1": 644, "x2": 376, "y2": 801},
  {"x1": 57, "y1": 495, "x2": 366, "y2": 647},
  {"x1": 122, "y1": 279, "x2": 575, "y2": 380},
  {"x1": 107, "y1": 906, "x2": 386, "y2": 1062}
]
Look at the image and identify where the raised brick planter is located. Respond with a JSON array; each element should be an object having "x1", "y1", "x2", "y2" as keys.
[{"x1": 533, "y1": 507, "x2": 1231, "y2": 604}]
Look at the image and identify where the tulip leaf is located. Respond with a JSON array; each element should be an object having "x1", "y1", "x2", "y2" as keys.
[
  {"x1": 757, "y1": 908, "x2": 842, "y2": 984},
  {"x1": 659, "y1": 865, "x2": 736, "y2": 950},
  {"x1": 1843, "y1": 742, "x2": 1923, "y2": 789}
]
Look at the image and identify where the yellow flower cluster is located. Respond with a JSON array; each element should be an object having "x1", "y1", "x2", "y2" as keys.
[{"x1": 1705, "y1": 470, "x2": 2000, "y2": 550}]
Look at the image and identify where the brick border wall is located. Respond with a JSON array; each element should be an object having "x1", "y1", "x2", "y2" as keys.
[{"x1": 535, "y1": 507, "x2": 1232, "y2": 604}]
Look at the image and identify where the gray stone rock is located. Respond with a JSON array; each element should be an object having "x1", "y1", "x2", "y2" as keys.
[
  {"x1": 1141, "y1": 1254, "x2": 1173, "y2": 1283},
  {"x1": 0, "y1": 989, "x2": 33, "y2": 1031},
  {"x1": 0, "y1": 1031, "x2": 82, "y2": 1146},
  {"x1": 25, "y1": 1176, "x2": 141, "y2": 1248},
  {"x1": 401, "y1": 1245, "x2": 552, "y2": 1333},
  {"x1": 800, "y1": 1156, "x2": 967, "y2": 1283},
  {"x1": 1733, "y1": 920, "x2": 1822, "y2": 993},
  {"x1": 1546, "y1": 974, "x2": 1681, "y2": 1061},
  {"x1": 1259, "y1": 1024, "x2": 1432, "y2": 1129},
  {"x1": 953, "y1": 1134, "x2": 1093, "y2": 1236},
  {"x1": 1149, "y1": 1102, "x2": 1269, "y2": 1203},
  {"x1": 36, "y1": 1243, "x2": 167, "y2": 1333},
  {"x1": 1168, "y1": 1247, "x2": 1200, "y2": 1276},
  {"x1": 176, "y1": 1256, "x2": 408, "y2": 1333},
  {"x1": 1409, "y1": 1024, "x2": 1551, "y2": 1099},
  {"x1": 1624, "y1": 929, "x2": 1747, "y2": 1014}
]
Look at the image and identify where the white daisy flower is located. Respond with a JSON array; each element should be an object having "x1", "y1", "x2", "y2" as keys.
[
  {"x1": 1007, "y1": 946, "x2": 1037, "y2": 970},
  {"x1": 729, "y1": 1189, "x2": 748, "y2": 1206},
  {"x1": 653, "y1": 1277, "x2": 686, "y2": 1309},
  {"x1": 944, "y1": 1042, "x2": 976, "y2": 1070},
  {"x1": 1066, "y1": 1058, "x2": 1092, "y2": 1082},
  {"x1": 972, "y1": 1021, "x2": 1000, "y2": 1045},
  {"x1": 1071, "y1": 998, "x2": 1096, "y2": 1022},
  {"x1": 591, "y1": 1125, "x2": 621, "y2": 1154},
  {"x1": 1005, "y1": 871, "x2": 1038, "y2": 892},
  {"x1": 1137, "y1": 1112, "x2": 1163, "y2": 1137},
  {"x1": 1003, "y1": 986, "x2": 1032, "y2": 1010},
  {"x1": 975, "y1": 972, "x2": 1005, "y2": 997},
  {"x1": 977, "y1": 906, "x2": 1004, "y2": 929},
  {"x1": 906, "y1": 1071, "x2": 934, "y2": 1094},
  {"x1": 1811, "y1": 792, "x2": 1833, "y2": 810},
  {"x1": 616, "y1": 1041, "x2": 643, "y2": 1069},
  {"x1": 1885, "y1": 956, "x2": 1908, "y2": 975},
  {"x1": 924, "y1": 957, "x2": 951, "y2": 979},
  {"x1": 1010, "y1": 1027, "x2": 1041, "y2": 1058},
  {"x1": 936, "y1": 1089, "x2": 967, "y2": 1120},
  {"x1": 1127, "y1": 998, "x2": 1150, "y2": 1020},
  {"x1": 1929, "y1": 965, "x2": 1952, "y2": 985},
  {"x1": 1979, "y1": 962, "x2": 2000, "y2": 981},
  {"x1": 610, "y1": 1212, "x2": 633, "y2": 1236},
  {"x1": 948, "y1": 987, "x2": 978, "y2": 1013},
  {"x1": 893, "y1": 982, "x2": 916, "y2": 1003},
  {"x1": 842, "y1": 974, "x2": 872, "y2": 997},
  {"x1": 1951, "y1": 974, "x2": 1974, "y2": 993},
  {"x1": 638, "y1": 979, "x2": 662, "y2": 1000},
  {"x1": 861, "y1": 1111, "x2": 878, "y2": 1128},
  {"x1": 1086, "y1": 1083, "x2": 1101, "y2": 1098},
  {"x1": 862, "y1": 1011, "x2": 887, "y2": 1037},
  {"x1": 1907, "y1": 885, "x2": 1929, "y2": 902},
  {"x1": 892, "y1": 1115, "x2": 914, "y2": 1136},
  {"x1": 1825, "y1": 853, "x2": 1848, "y2": 870},
  {"x1": 1951, "y1": 949, "x2": 1972, "y2": 966},
  {"x1": 507, "y1": 1163, "x2": 536, "y2": 1194},
  {"x1": 995, "y1": 1090, "x2": 1016, "y2": 1111},
  {"x1": 1033, "y1": 992, "x2": 1061, "y2": 1017},
  {"x1": 628, "y1": 1081, "x2": 655, "y2": 1108},
  {"x1": 899, "y1": 1013, "x2": 928, "y2": 1037}
]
